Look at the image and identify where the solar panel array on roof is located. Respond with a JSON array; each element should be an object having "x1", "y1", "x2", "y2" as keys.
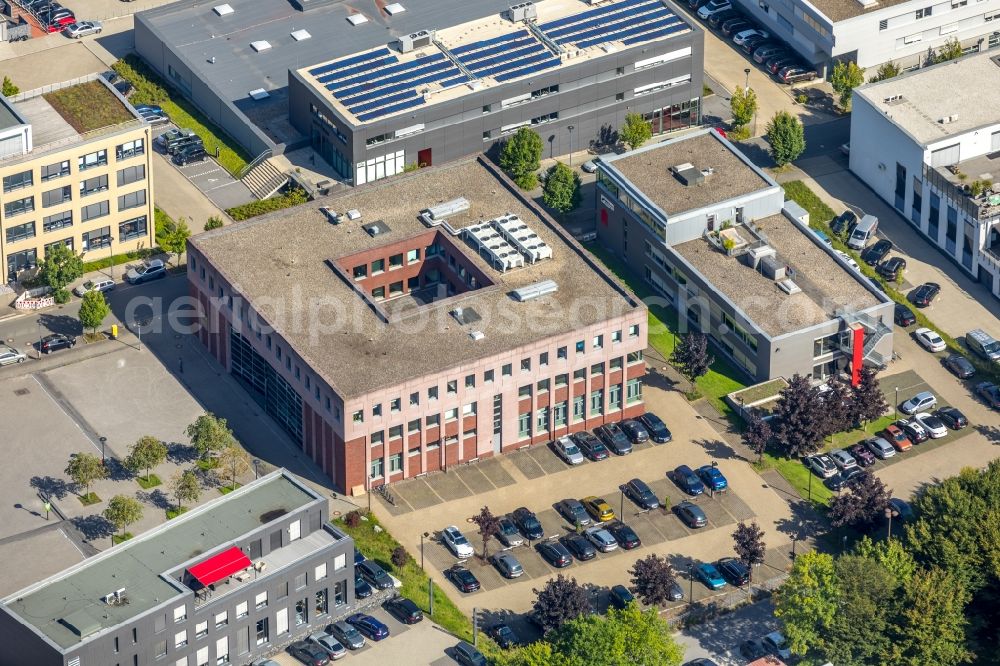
[
  {"x1": 538, "y1": 0, "x2": 685, "y2": 50},
  {"x1": 454, "y1": 30, "x2": 561, "y2": 84}
]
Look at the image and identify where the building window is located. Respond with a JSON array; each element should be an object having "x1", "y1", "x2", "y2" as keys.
[
  {"x1": 390, "y1": 397, "x2": 401, "y2": 412},
  {"x1": 536, "y1": 407, "x2": 549, "y2": 432},
  {"x1": 557, "y1": 346, "x2": 567, "y2": 360},
  {"x1": 353, "y1": 264, "x2": 367, "y2": 280},
  {"x1": 4, "y1": 195, "x2": 34, "y2": 217},
  {"x1": 484, "y1": 369, "x2": 494, "y2": 383},
  {"x1": 81, "y1": 200, "x2": 110, "y2": 222},
  {"x1": 195, "y1": 621, "x2": 208, "y2": 639},
  {"x1": 426, "y1": 414, "x2": 439, "y2": 427},
  {"x1": 590, "y1": 389, "x2": 604, "y2": 416},
  {"x1": 389, "y1": 425, "x2": 402, "y2": 439},
  {"x1": 428, "y1": 386, "x2": 439, "y2": 400},
  {"x1": 175, "y1": 630, "x2": 188, "y2": 649},
  {"x1": 813, "y1": 334, "x2": 837, "y2": 358},
  {"x1": 255, "y1": 618, "x2": 268, "y2": 646},
  {"x1": 390, "y1": 253, "x2": 403, "y2": 269},
  {"x1": 915, "y1": 6, "x2": 932, "y2": 18},
  {"x1": 462, "y1": 401, "x2": 477, "y2": 415},
  {"x1": 255, "y1": 591, "x2": 267, "y2": 609},
  {"x1": 575, "y1": 340, "x2": 585, "y2": 353},
  {"x1": 118, "y1": 214, "x2": 148, "y2": 241},
  {"x1": 627, "y1": 350, "x2": 644, "y2": 365},
  {"x1": 611, "y1": 330, "x2": 622, "y2": 344},
  {"x1": 539, "y1": 352, "x2": 549, "y2": 367},
  {"x1": 521, "y1": 358, "x2": 531, "y2": 372},
  {"x1": 573, "y1": 368, "x2": 586, "y2": 381},
  {"x1": 315, "y1": 588, "x2": 328, "y2": 616},
  {"x1": 592, "y1": 335, "x2": 603, "y2": 349},
  {"x1": 629, "y1": 324, "x2": 640, "y2": 338},
  {"x1": 626, "y1": 378, "x2": 642, "y2": 403},
  {"x1": 609, "y1": 383, "x2": 622, "y2": 411},
  {"x1": 214, "y1": 611, "x2": 228, "y2": 629},
  {"x1": 117, "y1": 164, "x2": 146, "y2": 187},
  {"x1": 407, "y1": 248, "x2": 421, "y2": 263},
  {"x1": 81, "y1": 226, "x2": 112, "y2": 252},
  {"x1": 2, "y1": 170, "x2": 32, "y2": 193},
  {"x1": 334, "y1": 580, "x2": 347, "y2": 606},
  {"x1": 236, "y1": 601, "x2": 248, "y2": 619},
  {"x1": 78, "y1": 149, "x2": 107, "y2": 171},
  {"x1": 554, "y1": 401, "x2": 567, "y2": 426},
  {"x1": 371, "y1": 431, "x2": 384, "y2": 446},
  {"x1": 389, "y1": 280, "x2": 403, "y2": 296},
  {"x1": 117, "y1": 189, "x2": 147, "y2": 212},
  {"x1": 518, "y1": 412, "x2": 531, "y2": 438},
  {"x1": 41, "y1": 160, "x2": 70, "y2": 182},
  {"x1": 555, "y1": 373, "x2": 568, "y2": 387},
  {"x1": 573, "y1": 395, "x2": 585, "y2": 421},
  {"x1": 116, "y1": 138, "x2": 144, "y2": 160},
  {"x1": 518, "y1": 385, "x2": 532, "y2": 398},
  {"x1": 502, "y1": 363, "x2": 512, "y2": 377},
  {"x1": 5, "y1": 221, "x2": 35, "y2": 244},
  {"x1": 389, "y1": 453, "x2": 402, "y2": 473},
  {"x1": 591, "y1": 362, "x2": 605, "y2": 375},
  {"x1": 610, "y1": 356, "x2": 623, "y2": 371},
  {"x1": 465, "y1": 374, "x2": 475, "y2": 389},
  {"x1": 445, "y1": 407, "x2": 458, "y2": 421},
  {"x1": 174, "y1": 605, "x2": 187, "y2": 623},
  {"x1": 371, "y1": 457, "x2": 384, "y2": 478},
  {"x1": 215, "y1": 637, "x2": 229, "y2": 666},
  {"x1": 154, "y1": 639, "x2": 167, "y2": 657},
  {"x1": 536, "y1": 378, "x2": 549, "y2": 392},
  {"x1": 79, "y1": 174, "x2": 109, "y2": 197},
  {"x1": 447, "y1": 380, "x2": 458, "y2": 394}
]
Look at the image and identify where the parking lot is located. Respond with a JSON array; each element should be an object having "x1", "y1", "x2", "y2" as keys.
[{"x1": 150, "y1": 127, "x2": 254, "y2": 210}]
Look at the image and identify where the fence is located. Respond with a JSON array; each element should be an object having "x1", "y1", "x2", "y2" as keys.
[
  {"x1": 14, "y1": 286, "x2": 53, "y2": 310},
  {"x1": 667, "y1": 571, "x2": 789, "y2": 628}
]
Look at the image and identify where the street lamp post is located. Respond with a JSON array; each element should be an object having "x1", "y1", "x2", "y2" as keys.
[
  {"x1": 885, "y1": 506, "x2": 899, "y2": 540},
  {"x1": 620, "y1": 488, "x2": 625, "y2": 524},
  {"x1": 808, "y1": 470, "x2": 813, "y2": 502},
  {"x1": 421, "y1": 531, "x2": 429, "y2": 571},
  {"x1": 744, "y1": 68, "x2": 750, "y2": 90},
  {"x1": 367, "y1": 473, "x2": 373, "y2": 513},
  {"x1": 894, "y1": 387, "x2": 899, "y2": 419},
  {"x1": 791, "y1": 535, "x2": 797, "y2": 560},
  {"x1": 37, "y1": 321, "x2": 43, "y2": 360},
  {"x1": 252, "y1": 458, "x2": 261, "y2": 480},
  {"x1": 688, "y1": 564, "x2": 694, "y2": 605},
  {"x1": 99, "y1": 436, "x2": 107, "y2": 465},
  {"x1": 568, "y1": 125, "x2": 575, "y2": 166}
]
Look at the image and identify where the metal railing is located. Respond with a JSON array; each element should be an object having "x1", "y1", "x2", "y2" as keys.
[{"x1": 238, "y1": 149, "x2": 273, "y2": 179}]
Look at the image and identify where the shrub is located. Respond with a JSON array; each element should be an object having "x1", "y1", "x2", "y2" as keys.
[
  {"x1": 727, "y1": 126, "x2": 751, "y2": 142},
  {"x1": 226, "y1": 188, "x2": 309, "y2": 220},
  {"x1": 54, "y1": 288, "x2": 71, "y2": 304},
  {"x1": 391, "y1": 545, "x2": 410, "y2": 568},
  {"x1": 344, "y1": 510, "x2": 362, "y2": 528}
]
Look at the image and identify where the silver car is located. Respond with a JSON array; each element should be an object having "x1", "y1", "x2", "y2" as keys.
[
  {"x1": 828, "y1": 448, "x2": 858, "y2": 471},
  {"x1": 73, "y1": 278, "x2": 115, "y2": 297},
  {"x1": 63, "y1": 21, "x2": 103, "y2": 38},
  {"x1": 553, "y1": 436, "x2": 584, "y2": 465},
  {"x1": 308, "y1": 631, "x2": 346, "y2": 660},
  {"x1": 584, "y1": 525, "x2": 618, "y2": 552},
  {"x1": 900, "y1": 391, "x2": 936, "y2": 415},
  {"x1": 805, "y1": 454, "x2": 837, "y2": 478},
  {"x1": 866, "y1": 437, "x2": 896, "y2": 459},
  {"x1": 0, "y1": 346, "x2": 26, "y2": 366},
  {"x1": 491, "y1": 552, "x2": 524, "y2": 578}
]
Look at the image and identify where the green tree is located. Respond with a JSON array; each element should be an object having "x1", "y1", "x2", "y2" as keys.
[
  {"x1": 65, "y1": 452, "x2": 108, "y2": 498},
  {"x1": 216, "y1": 442, "x2": 250, "y2": 491},
  {"x1": 870, "y1": 61, "x2": 901, "y2": 83},
  {"x1": 855, "y1": 535, "x2": 917, "y2": 585},
  {"x1": 671, "y1": 332, "x2": 713, "y2": 383},
  {"x1": 123, "y1": 435, "x2": 168, "y2": 482},
  {"x1": 2, "y1": 75, "x2": 18, "y2": 97},
  {"x1": 620, "y1": 112, "x2": 652, "y2": 150},
  {"x1": 169, "y1": 469, "x2": 201, "y2": 510},
  {"x1": 489, "y1": 641, "x2": 567, "y2": 666},
  {"x1": 825, "y1": 555, "x2": 898, "y2": 666},
  {"x1": 935, "y1": 37, "x2": 963, "y2": 63},
  {"x1": 765, "y1": 111, "x2": 806, "y2": 167},
  {"x1": 39, "y1": 243, "x2": 84, "y2": 303},
  {"x1": 499, "y1": 127, "x2": 544, "y2": 190},
  {"x1": 160, "y1": 217, "x2": 191, "y2": 266},
  {"x1": 103, "y1": 494, "x2": 143, "y2": 538},
  {"x1": 186, "y1": 413, "x2": 237, "y2": 460},
  {"x1": 830, "y1": 61, "x2": 866, "y2": 111},
  {"x1": 203, "y1": 216, "x2": 224, "y2": 231},
  {"x1": 883, "y1": 568, "x2": 973, "y2": 666},
  {"x1": 77, "y1": 290, "x2": 111, "y2": 335},
  {"x1": 549, "y1": 604, "x2": 684, "y2": 666},
  {"x1": 774, "y1": 551, "x2": 839, "y2": 657},
  {"x1": 730, "y1": 85, "x2": 758, "y2": 130},
  {"x1": 542, "y1": 162, "x2": 582, "y2": 217}
]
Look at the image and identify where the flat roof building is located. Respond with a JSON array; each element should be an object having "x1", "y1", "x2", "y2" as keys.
[
  {"x1": 850, "y1": 51, "x2": 1000, "y2": 302},
  {"x1": 0, "y1": 470, "x2": 355, "y2": 666},
  {"x1": 136, "y1": 0, "x2": 703, "y2": 186},
  {"x1": 0, "y1": 76, "x2": 155, "y2": 282},
  {"x1": 187, "y1": 156, "x2": 647, "y2": 493},
  {"x1": 596, "y1": 129, "x2": 894, "y2": 384}
]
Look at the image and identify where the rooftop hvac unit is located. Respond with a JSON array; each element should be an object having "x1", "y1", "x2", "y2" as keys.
[
  {"x1": 426, "y1": 197, "x2": 470, "y2": 220},
  {"x1": 671, "y1": 163, "x2": 704, "y2": 186},
  {"x1": 777, "y1": 278, "x2": 801, "y2": 295},
  {"x1": 511, "y1": 279, "x2": 558, "y2": 302},
  {"x1": 399, "y1": 30, "x2": 434, "y2": 53},
  {"x1": 469, "y1": 330, "x2": 485, "y2": 341},
  {"x1": 346, "y1": 209, "x2": 362, "y2": 220},
  {"x1": 505, "y1": 2, "x2": 537, "y2": 22}
]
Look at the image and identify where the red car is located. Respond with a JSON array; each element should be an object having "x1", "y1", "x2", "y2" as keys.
[
  {"x1": 46, "y1": 15, "x2": 76, "y2": 32},
  {"x1": 880, "y1": 424, "x2": 913, "y2": 452}
]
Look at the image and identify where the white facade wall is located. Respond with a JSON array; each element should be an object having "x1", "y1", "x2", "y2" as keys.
[{"x1": 849, "y1": 93, "x2": 926, "y2": 208}]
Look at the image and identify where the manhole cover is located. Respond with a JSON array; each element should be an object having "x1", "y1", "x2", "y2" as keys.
[{"x1": 14, "y1": 388, "x2": 30, "y2": 396}]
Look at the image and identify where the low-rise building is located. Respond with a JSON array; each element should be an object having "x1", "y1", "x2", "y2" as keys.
[
  {"x1": 595, "y1": 129, "x2": 894, "y2": 384},
  {"x1": 850, "y1": 51, "x2": 1000, "y2": 300},
  {"x1": 0, "y1": 75, "x2": 155, "y2": 282},
  {"x1": 0, "y1": 470, "x2": 354, "y2": 666}
]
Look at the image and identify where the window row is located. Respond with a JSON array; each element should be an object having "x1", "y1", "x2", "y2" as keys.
[
  {"x1": 1, "y1": 141, "x2": 142, "y2": 195},
  {"x1": 352, "y1": 248, "x2": 421, "y2": 280}
]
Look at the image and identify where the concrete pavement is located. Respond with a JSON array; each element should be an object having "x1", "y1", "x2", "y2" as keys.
[{"x1": 152, "y1": 150, "x2": 229, "y2": 225}]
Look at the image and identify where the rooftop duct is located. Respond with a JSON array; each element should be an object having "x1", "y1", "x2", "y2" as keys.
[
  {"x1": 511, "y1": 279, "x2": 558, "y2": 302},
  {"x1": 671, "y1": 163, "x2": 704, "y2": 186}
]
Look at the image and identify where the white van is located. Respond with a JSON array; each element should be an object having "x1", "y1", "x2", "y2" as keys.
[{"x1": 847, "y1": 214, "x2": 878, "y2": 250}]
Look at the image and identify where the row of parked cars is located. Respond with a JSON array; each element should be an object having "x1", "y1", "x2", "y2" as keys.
[
  {"x1": 19, "y1": 0, "x2": 75, "y2": 31},
  {"x1": 690, "y1": 0, "x2": 818, "y2": 84},
  {"x1": 550, "y1": 412, "x2": 673, "y2": 463},
  {"x1": 157, "y1": 127, "x2": 209, "y2": 165}
]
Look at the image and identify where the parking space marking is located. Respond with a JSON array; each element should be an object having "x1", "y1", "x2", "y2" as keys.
[
  {"x1": 477, "y1": 458, "x2": 517, "y2": 489},
  {"x1": 429, "y1": 470, "x2": 474, "y2": 502},
  {"x1": 529, "y1": 446, "x2": 574, "y2": 475},
  {"x1": 394, "y1": 478, "x2": 443, "y2": 511},
  {"x1": 507, "y1": 450, "x2": 546, "y2": 479},
  {"x1": 452, "y1": 464, "x2": 494, "y2": 494}
]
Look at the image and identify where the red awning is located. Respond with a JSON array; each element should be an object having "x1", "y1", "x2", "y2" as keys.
[{"x1": 187, "y1": 547, "x2": 252, "y2": 588}]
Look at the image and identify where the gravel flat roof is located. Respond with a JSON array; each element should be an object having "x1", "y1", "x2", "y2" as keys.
[{"x1": 192, "y1": 157, "x2": 642, "y2": 398}]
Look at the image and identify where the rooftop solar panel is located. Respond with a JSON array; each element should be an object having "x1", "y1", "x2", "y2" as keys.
[
  {"x1": 348, "y1": 89, "x2": 419, "y2": 115},
  {"x1": 317, "y1": 56, "x2": 399, "y2": 84},
  {"x1": 331, "y1": 53, "x2": 447, "y2": 94},
  {"x1": 456, "y1": 37, "x2": 536, "y2": 65},
  {"x1": 440, "y1": 74, "x2": 470, "y2": 88},
  {"x1": 546, "y1": 2, "x2": 661, "y2": 39},
  {"x1": 357, "y1": 96, "x2": 425, "y2": 122},
  {"x1": 308, "y1": 47, "x2": 391, "y2": 77},
  {"x1": 335, "y1": 59, "x2": 454, "y2": 100},
  {"x1": 494, "y1": 57, "x2": 561, "y2": 82},
  {"x1": 480, "y1": 51, "x2": 552, "y2": 78},
  {"x1": 538, "y1": 0, "x2": 648, "y2": 32},
  {"x1": 555, "y1": 7, "x2": 673, "y2": 45},
  {"x1": 576, "y1": 14, "x2": 678, "y2": 48},
  {"x1": 621, "y1": 22, "x2": 685, "y2": 45},
  {"x1": 464, "y1": 44, "x2": 546, "y2": 73}
]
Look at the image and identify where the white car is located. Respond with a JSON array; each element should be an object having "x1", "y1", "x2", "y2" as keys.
[
  {"x1": 866, "y1": 436, "x2": 896, "y2": 459},
  {"x1": 441, "y1": 525, "x2": 474, "y2": 558},
  {"x1": 0, "y1": 346, "x2": 26, "y2": 366},
  {"x1": 913, "y1": 412, "x2": 948, "y2": 439},
  {"x1": 308, "y1": 631, "x2": 347, "y2": 660},
  {"x1": 553, "y1": 436, "x2": 584, "y2": 465},
  {"x1": 584, "y1": 525, "x2": 618, "y2": 552},
  {"x1": 73, "y1": 278, "x2": 115, "y2": 297},
  {"x1": 697, "y1": 0, "x2": 731, "y2": 19},
  {"x1": 733, "y1": 28, "x2": 769, "y2": 46},
  {"x1": 914, "y1": 327, "x2": 946, "y2": 352},
  {"x1": 63, "y1": 21, "x2": 102, "y2": 38},
  {"x1": 828, "y1": 448, "x2": 857, "y2": 471},
  {"x1": 834, "y1": 250, "x2": 861, "y2": 272},
  {"x1": 140, "y1": 109, "x2": 170, "y2": 125},
  {"x1": 900, "y1": 391, "x2": 936, "y2": 415},
  {"x1": 581, "y1": 160, "x2": 597, "y2": 173},
  {"x1": 762, "y1": 631, "x2": 791, "y2": 659},
  {"x1": 804, "y1": 454, "x2": 837, "y2": 478}
]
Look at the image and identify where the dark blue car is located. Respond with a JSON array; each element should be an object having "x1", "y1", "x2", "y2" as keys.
[
  {"x1": 696, "y1": 465, "x2": 728, "y2": 492},
  {"x1": 672, "y1": 465, "x2": 706, "y2": 496},
  {"x1": 347, "y1": 613, "x2": 390, "y2": 641}
]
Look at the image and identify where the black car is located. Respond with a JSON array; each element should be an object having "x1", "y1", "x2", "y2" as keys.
[
  {"x1": 936, "y1": 406, "x2": 969, "y2": 430},
  {"x1": 560, "y1": 533, "x2": 597, "y2": 561},
  {"x1": 894, "y1": 303, "x2": 917, "y2": 327},
  {"x1": 385, "y1": 597, "x2": 423, "y2": 624},
  {"x1": 536, "y1": 539, "x2": 573, "y2": 567},
  {"x1": 489, "y1": 623, "x2": 518, "y2": 649},
  {"x1": 740, "y1": 639, "x2": 768, "y2": 660},
  {"x1": 944, "y1": 354, "x2": 976, "y2": 379},
  {"x1": 848, "y1": 443, "x2": 877, "y2": 467},
  {"x1": 354, "y1": 548, "x2": 365, "y2": 566},
  {"x1": 878, "y1": 256, "x2": 907, "y2": 280},
  {"x1": 610, "y1": 584, "x2": 635, "y2": 609},
  {"x1": 862, "y1": 239, "x2": 892, "y2": 265},
  {"x1": 741, "y1": 34, "x2": 770, "y2": 54},
  {"x1": 353, "y1": 574, "x2": 372, "y2": 599},
  {"x1": 39, "y1": 333, "x2": 76, "y2": 354},
  {"x1": 766, "y1": 54, "x2": 798, "y2": 74},
  {"x1": 717, "y1": 557, "x2": 750, "y2": 586},
  {"x1": 674, "y1": 500, "x2": 707, "y2": 528},
  {"x1": 511, "y1": 506, "x2": 544, "y2": 540},
  {"x1": 167, "y1": 134, "x2": 203, "y2": 155},
  {"x1": 619, "y1": 419, "x2": 650, "y2": 444},
  {"x1": 572, "y1": 431, "x2": 610, "y2": 461},
  {"x1": 842, "y1": 467, "x2": 866, "y2": 486},
  {"x1": 605, "y1": 521, "x2": 641, "y2": 549},
  {"x1": 824, "y1": 472, "x2": 848, "y2": 491},
  {"x1": 638, "y1": 412, "x2": 672, "y2": 443},
  {"x1": 672, "y1": 465, "x2": 706, "y2": 495},
  {"x1": 896, "y1": 419, "x2": 929, "y2": 444},
  {"x1": 595, "y1": 423, "x2": 633, "y2": 455},
  {"x1": 357, "y1": 559, "x2": 393, "y2": 590},
  {"x1": 831, "y1": 209, "x2": 858, "y2": 236},
  {"x1": 174, "y1": 144, "x2": 208, "y2": 165},
  {"x1": 445, "y1": 565, "x2": 480, "y2": 593},
  {"x1": 288, "y1": 641, "x2": 330, "y2": 666},
  {"x1": 453, "y1": 641, "x2": 488, "y2": 666},
  {"x1": 622, "y1": 478, "x2": 659, "y2": 510},
  {"x1": 708, "y1": 8, "x2": 739, "y2": 28},
  {"x1": 720, "y1": 17, "x2": 751, "y2": 36},
  {"x1": 909, "y1": 282, "x2": 940, "y2": 308}
]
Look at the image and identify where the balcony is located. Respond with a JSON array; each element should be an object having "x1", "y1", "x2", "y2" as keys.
[{"x1": 926, "y1": 159, "x2": 1000, "y2": 221}]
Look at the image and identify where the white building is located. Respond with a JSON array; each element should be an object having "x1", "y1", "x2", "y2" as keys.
[{"x1": 850, "y1": 51, "x2": 1000, "y2": 300}]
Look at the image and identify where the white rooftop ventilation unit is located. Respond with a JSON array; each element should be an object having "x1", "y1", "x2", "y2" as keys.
[
  {"x1": 777, "y1": 278, "x2": 801, "y2": 295},
  {"x1": 511, "y1": 279, "x2": 558, "y2": 302},
  {"x1": 290, "y1": 29, "x2": 311, "y2": 41},
  {"x1": 425, "y1": 197, "x2": 470, "y2": 220},
  {"x1": 938, "y1": 114, "x2": 959, "y2": 124},
  {"x1": 505, "y1": 2, "x2": 537, "y2": 22},
  {"x1": 464, "y1": 223, "x2": 525, "y2": 272},
  {"x1": 213, "y1": 3, "x2": 233, "y2": 16},
  {"x1": 250, "y1": 40, "x2": 272, "y2": 53},
  {"x1": 346, "y1": 209, "x2": 362, "y2": 220},
  {"x1": 469, "y1": 330, "x2": 485, "y2": 341},
  {"x1": 248, "y1": 88, "x2": 269, "y2": 100},
  {"x1": 490, "y1": 214, "x2": 553, "y2": 263},
  {"x1": 347, "y1": 13, "x2": 368, "y2": 25},
  {"x1": 384, "y1": 2, "x2": 406, "y2": 15},
  {"x1": 399, "y1": 30, "x2": 434, "y2": 53}
]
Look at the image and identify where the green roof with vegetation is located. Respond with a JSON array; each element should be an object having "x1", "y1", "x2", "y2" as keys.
[{"x1": 43, "y1": 81, "x2": 135, "y2": 133}]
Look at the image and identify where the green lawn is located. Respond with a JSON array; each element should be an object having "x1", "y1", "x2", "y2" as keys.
[
  {"x1": 218, "y1": 483, "x2": 242, "y2": 495},
  {"x1": 336, "y1": 514, "x2": 471, "y2": 641},
  {"x1": 44, "y1": 80, "x2": 135, "y2": 133},
  {"x1": 760, "y1": 453, "x2": 835, "y2": 507},
  {"x1": 112, "y1": 532, "x2": 134, "y2": 545},
  {"x1": 166, "y1": 506, "x2": 189, "y2": 520},
  {"x1": 136, "y1": 474, "x2": 161, "y2": 489},
  {"x1": 195, "y1": 458, "x2": 219, "y2": 472}
]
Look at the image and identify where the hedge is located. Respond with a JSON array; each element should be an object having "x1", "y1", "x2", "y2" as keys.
[{"x1": 226, "y1": 187, "x2": 309, "y2": 221}]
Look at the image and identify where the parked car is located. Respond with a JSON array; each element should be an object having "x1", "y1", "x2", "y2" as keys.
[
  {"x1": 595, "y1": 422, "x2": 633, "y2": 455},
  {"x1": 560, "y1": 533, "x2": 597, "y2": 561},
  {"x1": 46, "y1": 15, "x2": 76, "y2": 31},
  {"x1": 915, "y1": 327, "x2": 947, "y2": 353},
  {"x1": 536, "y1": 539, "x2": 573, "y2": 567},
  {"x1": 39, "y1": 333, "x2": 76, "y2": 354},
  {"x1": 936, "y1": 406, "x2": 969, "y2": 430},
  {"x1": 139, "y1": 109, "x2": 170, "y2": 125},
  {"x1": 453, "y1": 641, "x2": 488, "y2": 666},
  {"x1": 880, "y1": 424, "x2": 913, "y2": 452},
  {"x1": 555, "y1": 498, "x2": 591, "y2": 527},
  {"x1": 894, "y1": 303, "x2": 917, "y2": 327},
  {"x1": 779, "y1": 65, "x2": 819, "y2": 83},
  {"x1": 125, "y1": 258, "x2": 166, "y2": 284},
  {"x1": 622, "y1": 478, "x2": 659, "y2": 510},
  {"x1": 166, "y1": 134, "x2": 203, "y2": 155},
  {"x1": 582, "y1": 496, "x2": 616, "y2": 522},
  {"x1": 672, "y1": 464, "x2": 706, "y2": 495},
  {"x1": 174, "y1": 143, "x2": 208, "y2": 165},
  {"x1": 896, "y1": 418, "x2": 929, "y2": 444},
  {"x1": 157, "y1": 127, "x2": 196, "y2": 149},
  {"x1": 909, "y1": 282, "x2": 941, "y2": 307},
  {"x1": 878, "y1": 256, "x2": 907, "y2": 280},
  {"x1": 767, "y1": 55, "x2": 799, "y2": 74},
  {"x1": 675, "y1": 500, "x2": 707, "y2": 528},
  {"x1": 441, "y1": 525, "x2": 474, "y2": 558},
  {"x1": 584, "y1": 525, "x2": 618, "y2": 552},
  {"x1": 511, "y1": 506, "x2": 544, "y2": 539},
  {"x1": 352, "y1": 574, "x2": 372, "y2": 599},
  {"x1": 638, "y1": 412, "x2": 672, "y2": 442},
  {"x1": 842, "y1": 467, "x2": 866, "y2": 485},
  {"x1": 488, "y1": 623, "x2": 518, "y2": 649},
  {"x1": 828, "y1": 448, "x2": 858, "y2": 471},
  {"x1": 708, "y1": 8, "x2": 739, "y2": 28},
  {"x1": 762, "y1": 631, "x2": 792, "y2": 660},
  {"x1": 944, "y1": 354, "x2": 976, "y2": 379},
  {"x1": 491, "y1": 552, "x2": 524, "y2": 578},
  {"x1": 619, "y1": 418, "x2": 650, "y2": 444},
  {"x1": 901, "y1": 390, "x2": 936, "y2": 414},
  {"x1": 824, "y1": 472, "x2": 848, "y2": 491},
  {"x1": 888, "y1": 497, "x2": 915, "y2": 521},
  {"x1": 697, "y1": 0, "x2": 732, "y2": 19},
  {"x1": 385, "y1": 597, "x2": 423, "y2": 624},
  {"x1": 609, "y1": 584, "x2": 635, "y2": 609},
  {"x1": 357, "y1": 559, "x2": 393, "y2": 590},
  {"x1": 553, "y1": 435, "x2": 584, "y2": 465},
  {"x1": 696, "y1": 465, "x2": 728, "y2": 491},
  {"x1": 913, "y1": 412, "x2": 948, "y2": 439},
  {"x1": 496, "y1": 517, "x2": 525, "y2": 547},
  {"x1": 849, "y1": 442, "x2": 877, "y2": 467},
  {"x1": 134, "y1": 103, "x2": 163, "y2": 115},
  {"x1": 976, "y1": 381, "x2": 1000, "y2": 409},
  {"x1": 734, "y1": 28, "x2": 769, "y2": 45},
  {"x1": 445, "y1": 565, "x2": 480, "y2": 593},
  {"x1": 740, "y1": 639, "x2": 768, "y2": 660},
  {"x1": 753, "y1": 44, "x2": 786, "y2": 63},
  {"x1": 307, "y1": 632, "x2": 346, "y2": 661},
  {"x1": 862, "y1": 239, "x2": 892, "y2": 265},
  {"x1": 63, "y1": 20, "x2": 102, "y2": 38},
  {"x1": 288, "y1": 641, "x2": 330, "y2": 666},
  {"x1": 866, "y1": 436, "x2": 897, "y2": 459},
  {"x1": 326, "y1": 622, "x2": 365, "y2": 650},
  {"x1": 695, "y1": 562, "x2": 726, "y2": 589},
  {"x1": 966, "y1": 328, "x2": 1000, "y2": 362},
  {"x1": 605, "y1": 520, "x2": 641, "y2": 549},
  {"x1": 741, "y1": 34, "x2": 770, "y2": 53},
  {"x1": 0, "y1": 346, "x2": 27, "y2": 366},
  {"x1": 804, "y1": 454, "x2": 838, "y2": 478},
  {"x1": 572, "y1": 431, "x2": 610, "y2": 460},
  {"x1": 720, "y1": 17, "x2": 751, "y2": 36},
  {"x1": 831, "y1": 209, "x2": 858, "y2": 236},
  {"x1": 834, "y1": 249, "x2": 861, "y2": 271},
  {"x1": 717, "y1": 557, "x2": 750, "y2": 586},
  {"x1": 73, "y1": 278, "x2": 115, "y2": 297}
]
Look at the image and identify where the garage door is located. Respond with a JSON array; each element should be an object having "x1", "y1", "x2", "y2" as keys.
[{"x1": 930, "y1": 143, "x2": 960, "y2": 167}]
